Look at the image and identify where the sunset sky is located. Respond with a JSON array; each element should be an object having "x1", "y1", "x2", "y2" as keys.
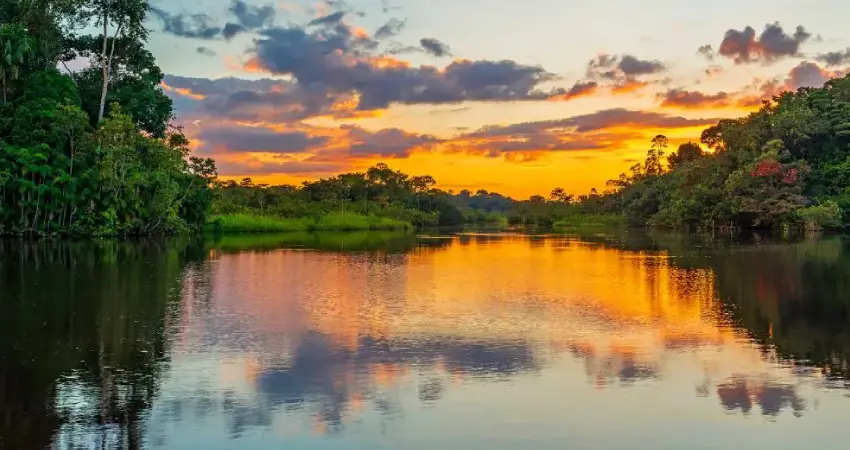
[{"x1": 148, "y1": 0, "x2": 850, "y2": 198}]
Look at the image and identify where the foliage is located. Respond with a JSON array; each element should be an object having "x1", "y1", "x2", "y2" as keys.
[
  {"x1": 575, "y1": 74, "x2": 850, "y2": 231},
  {"x1": 213, "y1": 163, "x2": 460, "y2": 229},
  {"x1": 0, "y1": 7, "x2": 214, "y2": 236},
  {"x1": 207, "y1": 213, "x2": 411, "y2": 233},
  {"x1": 797, "y1": 200, "x2": 843, "y2": 230}
]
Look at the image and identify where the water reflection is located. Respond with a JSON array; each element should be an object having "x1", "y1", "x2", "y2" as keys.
[{"x1": 3, "y1": 231, "x2": 850, "y2": 448}]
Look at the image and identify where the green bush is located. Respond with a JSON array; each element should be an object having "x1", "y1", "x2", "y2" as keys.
[{"x1": 796, "y1": 201, "x2": 843, "y2": 230}]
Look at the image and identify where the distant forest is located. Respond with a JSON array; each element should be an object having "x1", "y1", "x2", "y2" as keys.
[{"x1": 218, "y1": 72, "x2": 850, "y2": 232}]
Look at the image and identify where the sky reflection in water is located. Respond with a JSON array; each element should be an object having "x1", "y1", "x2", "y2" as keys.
[{"x1": 4, "y1": 232, "x2": 850, "y2": 449}]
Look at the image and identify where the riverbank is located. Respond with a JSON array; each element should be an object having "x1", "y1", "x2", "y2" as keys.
[
  {"x1": 552, "y1": 213, "x2": 625, "y2": 228},
  {"x1": 206, "y1": 213, "x2": 412, "y2": 233}
]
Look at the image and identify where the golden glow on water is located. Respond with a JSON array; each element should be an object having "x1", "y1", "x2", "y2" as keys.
[{"x1": 160, "y1": 233, "x2": 838, "y2": 439}]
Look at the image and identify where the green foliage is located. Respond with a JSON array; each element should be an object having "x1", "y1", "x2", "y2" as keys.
[
  {"x1": 797, "y1": 200, "x2": 843, "y2": 230},
  {"x1": 213, "y1": 163, "x2": 459, "y2": 229},
  {"x1": 207, "y1": 213, "x2": 411, "y2": 233},
  {"x1": 578, "y1": 73, "x2": 850, "y2": 231},
  {"x1": 0, "y1": 8, "x2": 214, "y2": 237}
]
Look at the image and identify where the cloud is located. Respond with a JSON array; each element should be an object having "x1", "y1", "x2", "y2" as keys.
[
  {"x1": 550, "y1": 81, "x2": 598, "y2": 101},
  {"x1": 341, "y1": 124, "x2": 440, "y2": 157},
  {"x1": 610, "y1": 78, "x2": 649, "y2": 94},
  {"x1": 197, "y1": 125, "x2": 331, "y2": 154},
  {"x1": 618, "y1": 55, "x2": 666, "y2": 76},
  {"x1": 697, "y1": 45, "x2": 715, "y2": 61},
  {"x1": 308, "y1": 11, "x2": 346, "y2": 26},
  {"x1": 228, "y1": 0, "x2": 276, "y2": 29},
  {"x1": 734, "y1": 62, "x2": 846, "y2": 107},
  {"x1": 149, "y1": 7, "x2": 222, "y2": 39},
  {"x1": 247, "y1": 23, "x2": 563, "y2": 110},
  {"x1": 705, "y1": 65, "x2": 724, "y2": 77},
  {"x1": 785, "y1": 61, "x2": 831, "y2": 90},
  {"x1": 222, "y1": 23, "x2": 245, "y2": 40},
  {"x1": 442, "y1": 109, "x2": 720, "y2": 160},
  {"x1": 374, "y1": 18, "x2": 406, "y2": 39},
  {"x1": 714, "y1": 23, "x2": 811, "y2": 64},
  {"x1": 420, "y1": 38, "x2": 451, "y2": 57},
  {"x1": 657, "y1": 89, "x2": 732, "y2": 109},
  {"x1": 217, "y1": 158, "x2": 347, "y2": 176},
  {"x1": 815, "y1": 48, "x2": 850, "y2": 67},
  {"x1": 587, "y1": 54, "x2": 666, "y2": 80},
  {"x1": 196, "y1": 46, "x2": 217, "y2": 57},
  {"x1": 470, "y1": 109, "x2": 719, "y2": 135},
  {"x1": 223, "y1": 0, "x2": 276, "y2": 39}
]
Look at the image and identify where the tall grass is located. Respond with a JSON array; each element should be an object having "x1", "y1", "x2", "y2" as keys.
[
  {"x1": 553, "y1": 213, "x2": 625, "y2": 228},
  {"x1": 206, "y1": 213, "x2": 412, "y2": 233}
]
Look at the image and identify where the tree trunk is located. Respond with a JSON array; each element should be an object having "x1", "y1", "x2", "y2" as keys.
[{"x1": 98, "y1": 15, "x2": 111, "y2": 123}]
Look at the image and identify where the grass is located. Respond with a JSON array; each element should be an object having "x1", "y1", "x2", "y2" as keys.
[
  {"x1": 206, "y1": 213, "x2": 412, "y2": 233},
  {"x1": 205, "y1": 231, "x2": 419, "y2": 253},
  {"x1": 553, "y1": 213, "x2": 625, "y2": 228}
]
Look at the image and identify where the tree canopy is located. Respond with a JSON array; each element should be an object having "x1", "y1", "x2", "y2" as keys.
[{"x1": 0, "y1": 0, "x2": 215, "y2": 236}]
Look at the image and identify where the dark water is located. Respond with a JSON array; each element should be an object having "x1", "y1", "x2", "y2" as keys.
[{"x1": 3, "y1": 230, "x2": 850, "y2": 449}]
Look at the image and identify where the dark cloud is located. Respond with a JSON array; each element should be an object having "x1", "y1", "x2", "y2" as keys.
[
  {"x1": 815, "y1": 48, "x2": 850, "y2": 67},
  {"x1": 221, "y1": 0, "x2": 276, "y2": 39},
  {"x1": 228, "y1": 0, "x2": 276, "y2": 29},
  {"x1": 198, "y1": 126, "x2": 330, "y2": 154},
  {"x1": 341, "y1": 125, "x2": 439, "y2": 157},
  {"x1": 697, "y1": 45, "x2": 715, "y2": 61},
  {"x1": 375, "y1": 18, "x2": 406, "y2": 39},
  {"x1": 715, "y1": 23, "x2": 811, "y2": 64},
  {"x1": 149, "y1": 7, "x2": 222, "y2": 39},
  {"x1": 248, "y1": 24, "x2": 563, "y2": 110},
  {"x1": 618, "y1": 55, "x2": 665, "y2": 76},
  {"x1": 470, "y1": 109, "x2": 719, "y2": 137},
  {"x1": 586, "y1": 55, "x2": 664, "y2": 94},
  {"x1": 222, "y1": 23, "x2": 246, "y2": 40},
  {"x1": 551, "y1": 81, "x2": 598, "y2": 101},
  {"x1": 217, "y1": 159, "x2": 346, "y2": 175},
  {"x1": 308, "y1": 11, "x2": 346, "y2": 26},
  {"x1": 420, "y1": 38, "x2": 451, "y2": 57},
  {"x1": 657, "y1": 89, "x2": 732, "y2": 109},
  {"x1": 785, "y1": 61, "x2": 830, "y2": 90},
  {"x1": 196, "y1": 46, "x2": 217, "y2": 57}
]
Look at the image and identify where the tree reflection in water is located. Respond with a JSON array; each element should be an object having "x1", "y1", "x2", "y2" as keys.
[{"x1": 3, "y1": 231, "x2": 850, "y2": 448}]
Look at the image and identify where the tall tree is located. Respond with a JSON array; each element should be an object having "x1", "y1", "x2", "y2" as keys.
[{"x1": 85, "y1": 0, "x2": 149, "y2": 123}]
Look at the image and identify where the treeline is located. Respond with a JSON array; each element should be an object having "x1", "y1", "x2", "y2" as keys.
[
  {"x1": 214, "y1": 163, "x2": 465, "y2": 228},
  {"x1": 0, "y1": 1, "x2": 216, "y2": 236},
  {"x1": 216, "y1": 163, "x2": 619, "y2": 229},
  {"x1": 581, "y1": 74, "x2": 850, "y2": 230}
]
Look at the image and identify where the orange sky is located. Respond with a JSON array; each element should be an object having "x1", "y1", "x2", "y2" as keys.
[{"x1": 151, "y1": 1, "x2": 850, "y2": 198}]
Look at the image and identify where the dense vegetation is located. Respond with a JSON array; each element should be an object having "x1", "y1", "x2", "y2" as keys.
[
  {"x1": 226, "y1": 70, "x2": 850, "y2": 233},
  {"x1": 6, "y1": 0, "x2": 850, "y2": 236},
  {"x1": 579, "y1": 75, "x2": 850, "y2": 231},
  {"x1": 0, "y1": 1, "x2": 216, "y2": 236},
  {"x1": 216, "y1": 162, "x2": 631, "y2": 230},
  {"x1": 212, "y1": 164, "x2": 465, "y2": 230}
]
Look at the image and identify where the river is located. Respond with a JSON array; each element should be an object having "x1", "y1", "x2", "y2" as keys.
[{"x1": 2, "y1": 230, "x2": 850, "y2": 449}]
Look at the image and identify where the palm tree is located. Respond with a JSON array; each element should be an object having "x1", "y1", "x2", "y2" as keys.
[{"x1": 0, "y1": 24, "x2": 31, "y2": 104}]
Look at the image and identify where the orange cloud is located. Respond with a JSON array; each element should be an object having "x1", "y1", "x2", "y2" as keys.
[
  {"x1": 160, "y1": 81, "x2": 206, "y2": 100},
  {"x1": 549, "y1": 81, "x2": 599, "y2": 101},
  {"x1": 610, "y1": 78, "x2": 648, "y2": 94}
]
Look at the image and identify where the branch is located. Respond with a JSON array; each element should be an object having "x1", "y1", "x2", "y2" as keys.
[{"x1": 60, "y1": 61, "x2": 78, "y2": 85}]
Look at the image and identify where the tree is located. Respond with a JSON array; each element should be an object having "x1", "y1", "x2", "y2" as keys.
[
  {"x1": 668, "y1": 142, "x2": 704, "y2": 170},
  {"x1": 549, "y1": 187, "x2": 573, "y2": 203},
  {"x1": 0, "y1": 24, "x2": 32, "y2": 103},
  {"x1": 82, "y1": 0, "x2": 150, "y2": 123}
]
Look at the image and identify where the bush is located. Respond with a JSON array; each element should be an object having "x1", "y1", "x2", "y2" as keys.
[{"x1": 796, "y1": 201, "x2": 843, "y2": 230}]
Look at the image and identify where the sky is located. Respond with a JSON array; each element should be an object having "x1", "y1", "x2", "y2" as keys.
[{"x1": 147, "y1": 0, "x2": 850, "y2": 198}]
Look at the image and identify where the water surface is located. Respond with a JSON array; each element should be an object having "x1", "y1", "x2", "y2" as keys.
[{"x1": 3, "y1": 231, "x2": 850, "y2": 449}]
